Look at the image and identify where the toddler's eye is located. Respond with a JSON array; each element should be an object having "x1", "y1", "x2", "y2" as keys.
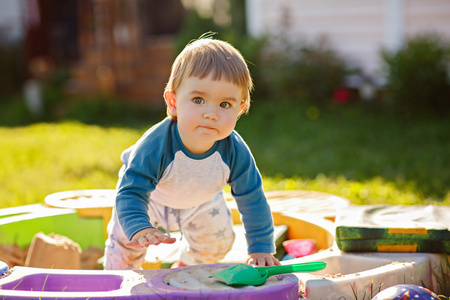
[
  {"x1": 193, "y1": 97, "x2": 204, "y2": 104},
  {"x1": 220, "y1": 102, "x2": 231, "y2": 109}
]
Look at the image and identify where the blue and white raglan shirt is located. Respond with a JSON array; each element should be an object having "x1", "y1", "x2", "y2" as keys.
[{"x1": 115, "y1": 117, "x2": 275, "y2": 254}]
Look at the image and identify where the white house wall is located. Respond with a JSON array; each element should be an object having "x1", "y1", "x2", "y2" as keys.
[
  {"x1": 405, "y1": 0, "x2": 450, "y2": 38},
  {"x1": 246, "y1": 0, "x2": 450, "y2": 77}
]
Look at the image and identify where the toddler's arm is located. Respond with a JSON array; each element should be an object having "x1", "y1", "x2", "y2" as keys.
[
  {"x1": 125, "y1": 227, "x2": 176, "y2": 249},
  {"x1": 246, "y1": 252, "x2": 281, "y2": 267}
]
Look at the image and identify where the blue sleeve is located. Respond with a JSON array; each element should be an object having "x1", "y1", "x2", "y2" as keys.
[
  {"x1": 115, "y1": 118, "x2": 172, "y2": 240},
  {"x1": 226, "y1": 132, "x2": 275, "y2": 254}
]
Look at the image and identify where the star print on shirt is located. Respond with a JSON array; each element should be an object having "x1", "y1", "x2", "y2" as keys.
[
  {"x1": 214, "y1": 228, "x2": 226, "y2": 238},
  {"x1": 186, "y1": 222, "x2": 197, "y2": 230},
  {"x1": 209, "y1": 208, "x2": 220, "y2": 217}
]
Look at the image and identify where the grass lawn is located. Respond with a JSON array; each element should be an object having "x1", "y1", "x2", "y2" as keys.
[
  {"x1": 236, "y1": 101, "x2": 450, "y2": 206},
  {"x1": 0, "y1": 123, "x2": 141, "y2": 208},
  {"x1": 0, "y1": 101, "x2": 449, "y2": 209}
]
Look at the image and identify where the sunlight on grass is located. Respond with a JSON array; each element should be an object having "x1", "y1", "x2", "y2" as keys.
[
  {"x1": 0, "y1": 122, "x2": 143, "y2": 208},
  {"x1": 262, "y1": 175, "x2": 450, "y2": 206}
]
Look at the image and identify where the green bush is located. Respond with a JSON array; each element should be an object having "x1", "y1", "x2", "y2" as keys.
[
  {"x1": 0, "y1": 95, "x2": 34, "y2": 126},
  {"x1": 0, "y1": 68, "x2": 72, "y2": 126},
  {"x1": 382, "y1": 33, "x2": 450, "y2": 117},
  {"x1": 0, "y1": 39, "x2": 24, "y2": 97},
  {"x1": 63, "y1": 95, "x2": 165, "y2": 127},
  {"x1": 259, "y1": 39, "x2": 350, "y2": 106}
]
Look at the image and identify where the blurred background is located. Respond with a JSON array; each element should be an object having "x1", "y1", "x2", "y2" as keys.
[{"x1": 0, "y1": 0, "x2": 449, "y2": 208}]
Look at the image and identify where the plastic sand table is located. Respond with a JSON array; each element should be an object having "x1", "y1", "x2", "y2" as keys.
[{"x1": 0, "y1": 264, "x2": 299, "y2": 299}]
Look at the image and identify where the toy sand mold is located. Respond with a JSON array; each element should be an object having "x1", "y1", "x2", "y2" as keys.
[{"x1": 210, "y1": 261, "x2": 326, "y2": 286}]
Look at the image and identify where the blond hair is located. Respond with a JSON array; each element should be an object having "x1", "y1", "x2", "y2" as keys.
[{"x1": 164, "y1": 38, "x2": 253, "y2": 119}]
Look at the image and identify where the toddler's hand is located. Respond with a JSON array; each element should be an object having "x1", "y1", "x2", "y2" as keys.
[
  {"x1": 126, "y1": 228, "x2": 176, "y2": 249},
  {"x1": 246, "y1": 253, "x2": 281, "y2": 267}
]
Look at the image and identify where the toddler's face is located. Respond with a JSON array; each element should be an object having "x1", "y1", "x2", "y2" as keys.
[{"x1": 166, "y1": 74, "x2": 244, "y2": 154}]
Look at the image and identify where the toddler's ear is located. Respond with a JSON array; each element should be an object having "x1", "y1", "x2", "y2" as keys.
[
  {"x1": 239, "y1": 101, "x2": 247, "y2": 115},
  {"x1": 164, "y1": 90, "x2": 177, "y2": 116}
]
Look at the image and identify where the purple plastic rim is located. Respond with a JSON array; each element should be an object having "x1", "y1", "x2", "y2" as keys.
[
  {"x1": 0, "y1": 273, "x2": 123, "y2": 292},
  {"x1": 146, "y1": 264, "x2": 299, "y2": 300}
]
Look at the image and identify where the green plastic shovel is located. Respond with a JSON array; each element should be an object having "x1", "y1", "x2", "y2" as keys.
[{"x1": 210, "y1": 261, "x2": 326, "y2": 286}]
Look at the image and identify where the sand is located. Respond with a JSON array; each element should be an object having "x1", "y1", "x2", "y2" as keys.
[
  {"x1": 164, "y1": 265, "x2": 281, "y2": 291},
  {"x1": 0, "y1": 233, "x2": 103, "y2": 270}
]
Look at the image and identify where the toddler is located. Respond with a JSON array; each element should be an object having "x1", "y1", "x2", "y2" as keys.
[{"x1": 104, "y1": 37, "x2": 280, "y2": 269}]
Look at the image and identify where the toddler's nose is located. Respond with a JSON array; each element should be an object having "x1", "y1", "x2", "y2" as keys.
[{"x1": 203, "y1": 108, "x2": 218, "y2": 120}]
